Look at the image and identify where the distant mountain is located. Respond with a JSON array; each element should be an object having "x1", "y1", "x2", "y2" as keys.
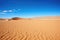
[{"x1": 11, "y1": 17, "x2": 23, "y2": 20}]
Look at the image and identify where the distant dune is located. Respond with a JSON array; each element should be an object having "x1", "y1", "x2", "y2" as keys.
[
  {"x1": 33, "y1": 16, "x2": 60, "y2": 20},
  {"x1": 0, "y1": 16, "x2": 60, "y2": 40}
]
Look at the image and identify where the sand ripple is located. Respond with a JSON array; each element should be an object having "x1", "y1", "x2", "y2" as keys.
[{"x1": 0, "y1": 31, "x2": 60, "y2": 40}]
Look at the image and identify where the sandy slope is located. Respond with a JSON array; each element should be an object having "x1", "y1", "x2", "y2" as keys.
[{"x1": 0, "y1": 17, "x2": 60, "y2": 40}]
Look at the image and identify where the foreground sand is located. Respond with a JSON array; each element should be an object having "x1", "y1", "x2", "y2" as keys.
[{"x1": 0, "y1": 18, "x2": 60, "y2": 40}]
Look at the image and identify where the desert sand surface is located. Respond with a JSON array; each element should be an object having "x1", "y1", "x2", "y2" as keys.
[{"x1": 0, "y1": 17, "x2": 60, "y2": 40}]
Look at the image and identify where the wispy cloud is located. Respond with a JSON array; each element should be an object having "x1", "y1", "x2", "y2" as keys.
[
  {"x1": 8, "y1": 10, "x2": 13, "y2": 12},
  {"x1": 0, "y1": 11, "x2": 6, "y2": 15},
  {"x1": 12, "y1": 9, "x2": 21, "y2": 13},
  {"x1": 0, "y1": 10, "x2": 13, "y2": 14},
  {"x1": 18, "y1": 9, "x2": 21, "y2": 10},
  {"x1": 2, "y1": 10, "x2": 8, "y2": 13},
  {"x1": 0, "y1": 12, "x2": 6, "y2": 14},
  {"x1": 2, "y1": 10, "x2": 13, "y2": 13},
  {"x1": 0, "y1": 9, "x2": 21, "y2": 14}
]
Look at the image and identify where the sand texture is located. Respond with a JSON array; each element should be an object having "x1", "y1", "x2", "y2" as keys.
[{"x1": 0, "y1": 17, "x2": 60, "y2": 40}]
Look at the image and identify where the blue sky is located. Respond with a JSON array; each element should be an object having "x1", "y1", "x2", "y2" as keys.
[{"x1": 0, "y1": 0, "x2": 60, "y2": 18}]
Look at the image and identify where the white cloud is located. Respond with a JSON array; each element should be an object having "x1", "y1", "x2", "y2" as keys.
[
  {"x1": 0, "y1": 9, "x2": 21, "y2": 14},
  {"x1": 8, "y1": 10, "x2": 13, "y2": 12},
  {"x1": 2, "y1": 10, "x2": 13, "y2": 13},
  {"x1": 2, "y1": 10, "x2": 8, "y2": 13}
]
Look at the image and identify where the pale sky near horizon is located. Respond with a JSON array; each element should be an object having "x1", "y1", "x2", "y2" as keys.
[{"x1": 0, "y1": 0, "x2": 60, "y2": 18}]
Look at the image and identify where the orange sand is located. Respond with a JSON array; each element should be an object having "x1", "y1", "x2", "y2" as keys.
[{"x1": 0, "y1": 17, "x2": 60, "y2": 40}]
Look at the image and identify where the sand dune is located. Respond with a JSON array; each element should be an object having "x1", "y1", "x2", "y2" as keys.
[{"x1": 0, "y1": 17, "x2": 60, "y2": 40}]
